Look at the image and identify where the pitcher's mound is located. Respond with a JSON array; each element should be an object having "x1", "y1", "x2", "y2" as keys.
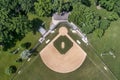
[{"x1": 39, "y1": 27, "x2": 87, "y2": 73}]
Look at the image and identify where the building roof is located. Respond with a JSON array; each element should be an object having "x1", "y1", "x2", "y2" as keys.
[
  {"x1": 50, "y1": 23, "x2": 56, "y2": 30},
  {"x1": 39, "y1": 27, "x2": 46, "y2": 35}
]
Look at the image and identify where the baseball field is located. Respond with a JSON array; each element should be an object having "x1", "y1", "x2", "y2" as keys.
[
  {"x1": 13, "y1": 23, "x2": 117, "y2": 80},
  {"x1": 40, "y1": 27, "x2": 86, "y2": 73},
  {"x1": 13, "y1": 55, "x2": 110, "y2": 80}
]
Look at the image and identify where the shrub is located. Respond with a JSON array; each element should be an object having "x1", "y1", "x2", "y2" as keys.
[
  {"x1": 16, "y1": 58, "x2": 23, "y2": 62},
  {"x1": 93, "y1": 29, "x2": 104, "y2": 38},
  {"x1": 21, "y1": 42, "x2": 31, "y2": 49},
  {"x1": 5, "y1": 65, "x2": 17, "y2": 75},
  {"x1": 99, "y1": 19, "x2": 110, "y2": 30}
]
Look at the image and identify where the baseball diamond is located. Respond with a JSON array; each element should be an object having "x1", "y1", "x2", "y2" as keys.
[{"x1": 39, "y1": 27, "x2": 87, "y2": 73}]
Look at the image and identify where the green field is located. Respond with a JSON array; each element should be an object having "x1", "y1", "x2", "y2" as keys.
[
  {"x1": 12, "y1": 24, "x2": 117, "y2": 80},
  {"x1": 87, "y1": 1, "x2": 120, "y2": 79},
  {"x1": 1, "y1": 0, "x2": 120, "y2": 80},
  {"x1": 13, "y1": 55, "x2": 110, "y2": 80},
  {"x1": 0, "y1": 32, "x2": 40, "y2": 80},
  {"x1": 0, "y1": 12, "x2": 52, "y2": 80},
  {"x1": 88, "y1": 19, "x2": 120, "y2": 80}
]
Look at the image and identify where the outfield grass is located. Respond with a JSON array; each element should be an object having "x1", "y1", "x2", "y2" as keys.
[
  {"x1": 83, "y1": 1, "x2": 120, "y2": 79},
  {"x1": 68, "y1": 27, "x2": 117, "y2": 80},
  {"x1": 88, "y1": 19, "x2": 120, "y2": 80},
  {"x1": 13, "y1": 23, "x2": 117, "y2": 80},
  {"x1": 13, "y1": 55, "x2": 109, "y2": 80},
  {"x1": 11, "y1": 27, "x2": 59, "y2": 80},
  {"x1": 0, "y1": 32, "x2": 40, "y2": 80}
]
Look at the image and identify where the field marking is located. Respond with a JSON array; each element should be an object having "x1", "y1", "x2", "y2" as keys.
[{"x1": 61, "y1": 42, "x2": 65, "y2": 49}]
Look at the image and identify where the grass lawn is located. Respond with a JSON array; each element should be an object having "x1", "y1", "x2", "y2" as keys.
[
  {"x1": 13, "y1": 55, "x2": 109, "y2": 80},
  {"x1": 0, "y1": 12, "x2": 52, "y2": 80},
  {"x1": 11, "y1": 26, "x2": 59, "y2": 80},
  {"x1": 84, "y1": 1, "x2": 120, "y2": 79},
  {"x1": 1, "y1": 0, "x2": 119, "y2": 80},
  {"x1": 88, "y1": 19, "x2": 120, "y2": 80},
  {"x1": 13, "y1": 23, "x2": 117, "y2": 80},
  {"x1": 0, "y1": 32, "x2": 40, "y2": 80},
  {"x1": 27, "y1": 13, "x2": 52, "y2": 30},
  {"x1": 68, "y1": 27, "x2": 117, "y2": 80}
]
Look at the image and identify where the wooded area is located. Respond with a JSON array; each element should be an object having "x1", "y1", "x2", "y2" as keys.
[{"x1": 0, "y1": 0, "x2": 120, "y2": 50}]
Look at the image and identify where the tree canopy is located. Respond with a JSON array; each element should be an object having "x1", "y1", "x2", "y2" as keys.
[
  {"x1": 34, "y1": 0, "x2": 73, "y2": 17},
  {"x1": 114, "y1": 0, "x2": 120, "y2": 16},
  {"x1": 0, "y1": 15, "x2": 32, "y2": 50},
  {"x1": 0, "y1": 0, "x2": 34, "y2": 50},
  {"x1": 0, "y1": 0, "x2": 119, "y2": 50},
  {"x1": 98, "y1": 0, "x2": 116, "y2": 11},
  {"x1": 93, "y1": 29, "x2": 104, "y2": 38},
  {"x1": 81, "y1": 0, "x2": 91, "y2": 7},
  {"x1": 99, "y1": 19, "x2": 110, "y2": 30},
  {"x1": 34, "y1": 0, "x2": 53, "y2": 17},
  {"x1": 69, "y1": 3, "x2": 100, "y2": 34},
  {"x1": 5, "y1": 65, "x2": 17, "y2": 75},
  {"x1": 97, "y1": 0, "x2": 120, "y2": 17}
]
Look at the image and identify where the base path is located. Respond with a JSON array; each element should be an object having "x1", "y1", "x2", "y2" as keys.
[{"x1": 39, "y1": 27, "x2": 87, "y2": 73}]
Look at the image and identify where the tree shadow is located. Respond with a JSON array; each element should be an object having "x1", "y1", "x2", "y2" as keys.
[
  {"x1": 31, "y1": 18, "x2": 43, "y2": 34},
  {"x1": 21, "y1": 42, "x2": 31, "y2": 49},
  {"x1": 81, "y1": 0, "x2": 91, "y2": 7},
  {"x1": 2, "y1": 41, "x2": 16, "y2": 51}
]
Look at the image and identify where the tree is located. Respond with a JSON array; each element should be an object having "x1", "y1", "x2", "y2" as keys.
[
  {"x1": 10, "y1": 15, "x2": 32, "y2": 37},
  {"x1": 107, "y1": 12, "x2": 118, "y2": 21},
  {"x1": 69, "y1": 2, "x2": 86, "y2": 25},
  {"x1": 81, "y1": 0, "x2": 91, "y2": 7},
  {"x1": 31, "y1": 18, "x2": 43, "y2": 34},
  {"x1": 98, "y1": 0, "x2": 116, "y2": 11},
  {"x1": 0, "y1": 0, "x2": 34, "y2": 50},
  {"x1": 56, "y1": 0, "x2": 73, "y2": 12},
  {"x1": 18, "y1": 0, "x2": 34, "y2": 13},
  {"x1": 34, "y1": 0, "x2": 53, "y2": 17},
  {"x1": 34, "y1": 0, "x2": 73, "y2": 16},
  {"x1": 93, "y1": 29, "x2": 104, "y2": 38},
  {"x1": 99, "y1": 19, "x2": 110, "y2": 30},
  {"x1": 69, "y1": 3, "x2": 101, "y2": 34},
  {"x1": 62, "y1": 2, "x2": 72, "y2": 12},
  {"x1": 114, "y1": 0, "x2": 120, "y2": 16},
  {"x1": 16, "y1": 58, "x2": 23, "y2": 62},
  {"x1": 0, "y1": 15, "x2": 32, "y2": 50},
  {"x1": 5, "y1": 65, "x2": 17, "y2": 75},
  {"x1": 0, "y1": 8, "x2": 15, "y2": 50},
  {"x1": 52, "y1": 0, "x2": 60, "y2": 13},
  {"x1": 21, "y1": 42, "x2": 31, "y2": 49}
]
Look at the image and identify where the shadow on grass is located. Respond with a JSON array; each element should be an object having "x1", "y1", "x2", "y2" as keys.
[{"x1": 31, "y1": 18, "x2": 43, "y2": 34}]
